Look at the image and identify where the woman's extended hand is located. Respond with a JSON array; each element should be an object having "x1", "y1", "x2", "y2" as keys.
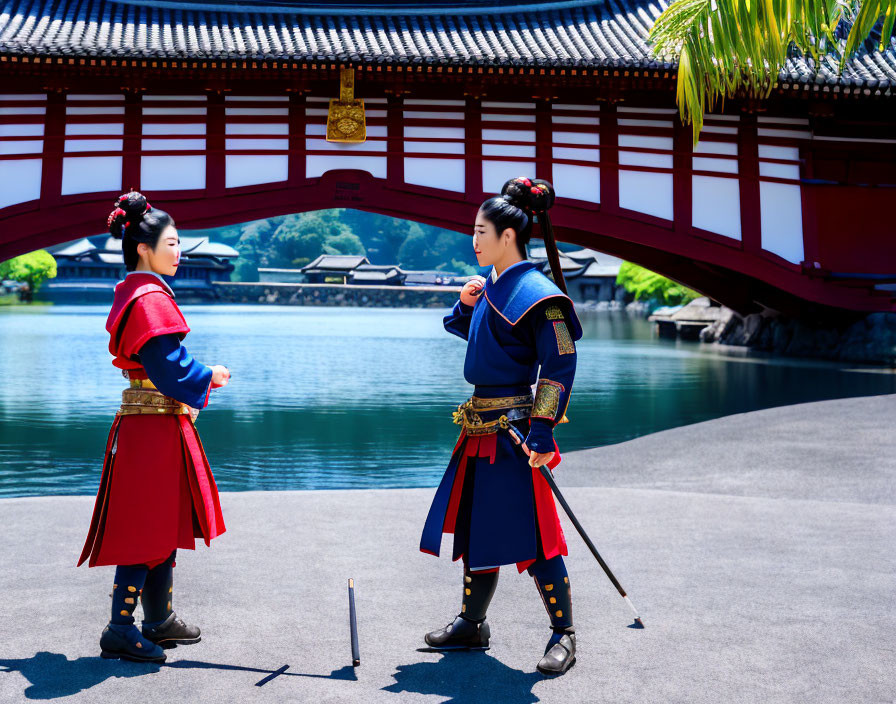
[
  {"x1": 211, "y1": 365, "x2": 230, "y2": 389},
  {"x1": 460, "y1": 276, "x2": 487, "y2": 307}
]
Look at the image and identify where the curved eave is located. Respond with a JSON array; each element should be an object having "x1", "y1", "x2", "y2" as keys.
[{"x1": 0, "y1": 0, "x2": 892, "y2": 92}]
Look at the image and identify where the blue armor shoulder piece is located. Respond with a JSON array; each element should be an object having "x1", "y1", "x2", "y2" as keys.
[{"x1": 483, "y1": 262, "x2": 583, "y2": 339}]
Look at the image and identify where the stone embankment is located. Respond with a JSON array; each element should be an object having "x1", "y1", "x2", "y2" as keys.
[{"x1": 700, "y1": 308, "x2": 896, "y2": 365}]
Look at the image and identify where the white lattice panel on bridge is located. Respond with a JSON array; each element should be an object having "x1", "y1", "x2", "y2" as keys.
[
  {"x1": 141, "y1": 95, "x2": 207, "y2": 192},
  {"x1": 481, "y1": 102, "x2": 536, "y2": 193},
  {"x1": 0, "y1": 94, "x2": 44, "y2": 210},
  {"x1": 692, "y1": 114, "x2": 741, "y2": 240},
  {"x1": 61, "y1": 95, "x2": 125, "y2": 196},
  {"x1": 757, "y1": 116, "x2": 807, "y2": 265},
  {"x1": 551, "y1": 103, "x2": 600, "y2": 204},
  {"x1": 305, "y1": 97, "x2": 387, "y2": 180},
  {"x1": 403, "y1": 99, "x2": 465, "y2": 192},
  {"x1": 617, "y1": 106, "x2": 676, "y2": 221},
  {"x1": 225, "y1": 95, "x2": 289, "y2": 189}
]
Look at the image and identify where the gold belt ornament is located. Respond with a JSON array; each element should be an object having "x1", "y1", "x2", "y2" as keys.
[
  {"x1": 452, "y1": 395, "x2": 533, "y2": 436},
  {"x1": 119, "y1": 386, "x2": 190, "y2": 416}
]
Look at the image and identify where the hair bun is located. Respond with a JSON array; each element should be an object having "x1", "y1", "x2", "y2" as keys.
[
  {"x1": 107, "y1": 191, "x2": 151, "y2": 239},
  {"x1": 500, "y1": 176, "x2": 555, "y2": 213}
]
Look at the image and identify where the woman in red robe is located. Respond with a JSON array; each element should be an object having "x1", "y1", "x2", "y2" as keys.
[{"x1": 78, "y1": 191, "x2": 230, "y2": 663}]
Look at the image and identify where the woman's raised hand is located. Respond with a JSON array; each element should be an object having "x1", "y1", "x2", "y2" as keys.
[
  {"x1": 211, "y1": 365, "x2": 231, "y2": 389},
  {"x1": 460, "y1": 276, "x2": 487, "y2": 307}
]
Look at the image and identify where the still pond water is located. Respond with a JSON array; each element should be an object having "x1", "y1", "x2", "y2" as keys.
[{"x1": 1, "y1": 305, "x2": 893, "y2": 497}]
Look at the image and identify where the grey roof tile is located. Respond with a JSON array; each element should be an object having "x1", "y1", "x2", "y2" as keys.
[{"x1": 0, "y1": 0, "x2": 892, "y2": 91}]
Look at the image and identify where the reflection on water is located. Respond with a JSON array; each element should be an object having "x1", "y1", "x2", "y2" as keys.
[{"x1": 1, "y1": 305, "x2": 893, "y2": 497}]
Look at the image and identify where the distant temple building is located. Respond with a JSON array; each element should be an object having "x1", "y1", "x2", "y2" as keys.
[
  {"x1": 258, "y1": 254, "x2": 468, "y2": 287},
  {"x1": 257, "y1": 247, "x2": 623, "y2": 301},
  {"x1": 528, "y1": 248, "x2": 625, "y2": 303},
  {"x1": 40, "y1": 235, "x2": 238, "y2": 303}
]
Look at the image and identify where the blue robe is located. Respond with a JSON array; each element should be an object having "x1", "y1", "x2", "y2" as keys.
[{"x1": 420, "y1": 261, "x2": 582, "y2": 570}]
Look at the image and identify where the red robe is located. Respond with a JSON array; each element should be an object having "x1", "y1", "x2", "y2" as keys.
[{"x1": 78, "y1": 273, "x2": 225, "y2": 568}]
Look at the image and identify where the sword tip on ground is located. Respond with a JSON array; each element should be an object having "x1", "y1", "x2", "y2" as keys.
[{"x1": 630, "y1": 618, "x2": 645, "y2": 629}]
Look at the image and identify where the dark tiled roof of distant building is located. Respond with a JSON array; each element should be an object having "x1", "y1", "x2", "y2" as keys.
[{"x1": 0, "y1": 0, "x2": 893, "y2": 89}]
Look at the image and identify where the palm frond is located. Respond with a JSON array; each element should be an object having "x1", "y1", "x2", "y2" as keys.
[{"x1": 647, "y1": 0, "x2": 895, "y2": 146}]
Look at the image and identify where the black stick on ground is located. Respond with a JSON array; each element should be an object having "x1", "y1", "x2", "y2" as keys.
[
  {"x1": 505, "y1": 424, "x2": 645, "y2": 628},
  {"x1": 348, "y1": 578, "x2": 361, "y2": 666}
]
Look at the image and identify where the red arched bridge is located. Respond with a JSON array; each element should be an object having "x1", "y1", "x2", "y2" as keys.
[{"x1": 1, "y1": 0, "x2": 894, "y2": 315}]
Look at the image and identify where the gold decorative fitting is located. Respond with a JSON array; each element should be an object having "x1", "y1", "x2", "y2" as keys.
[
  {"x1": 124, "y1": 598, "x2": 135, "y2": 605},
  {"x1": 120, "y1": 610, "x2": 129, "y2": 616},
  {"x1": 136, "y1": 642, "x2": 143, "y2": 649},
  {"x1": 545, "y1": 305, "x2": 565, "y2": 321},
  {"x1": 327, "y1": 68, "x2": 366, "y2": 143},
  {"x1": 469, "y1": 394, "x2": 533, "y2": 411},
  {"x1": 533, "y1": 380, "x2": 564, "y2": 420},
  {"x1": 119, "y1": 387, "x2": 190, "y2": 416},
  {"x1": 464, "y1": 576, "x2": 472, "y2": 584},
  {"x1": 461, "y1": 604, "x2": 467, "y2": 613},
  {"x1": 127, "y1": 586, "x2": 137, "y2": 593},
  {"x1": 553, "y1": 321, "x2": 575, "y2": 355},
  {"x1": 465, "y1": 588, "x2": 471, "y2": 596},
  {"x1": 545, "y1": 584, "x2": 554, "y2": 592},
  {"x1": 452, "y1": 395, "x2": 533, "y2": 436},
  {"x1": 564, "y1": 577, "x2": 569, "y2": 584},
  {"x1": 167, "y1": 601, "x2": 171, "y2": 609},
  {"x1": 555, "y1": 610, "x2": 563, "y2": 618},
  {"x1": 550, "y1": 597, "x2": 557, "y2": 604}
]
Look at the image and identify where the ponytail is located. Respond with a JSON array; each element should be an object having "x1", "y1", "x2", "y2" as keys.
[{"x1": 536, "y1": 207, "x2": 567, "y2": 295}]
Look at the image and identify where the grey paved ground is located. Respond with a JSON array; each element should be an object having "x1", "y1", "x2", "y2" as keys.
[{"x1": 1, "y1": 395, "x2": 894, "y2": 703}]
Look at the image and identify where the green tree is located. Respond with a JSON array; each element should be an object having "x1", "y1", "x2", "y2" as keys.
[
  {"x1": 0, "y1": 250, "x2": 57, "y2": 302},
  {"x1": 617, "y1": 261, "x2": 701, "y2": 306},
  {"x1": 323, "y1": 232, "x2": 366, "y2": 256},
  {"x1": 648, "y1": 0, "x2": 896, "y2": 144},
  {"x1": 194, "y1": 208, "x2": 479, "y2": 280}
]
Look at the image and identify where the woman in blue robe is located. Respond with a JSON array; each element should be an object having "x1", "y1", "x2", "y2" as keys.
[{"x1": 420, "y1": 177, "x2": 582, "y2": 675}]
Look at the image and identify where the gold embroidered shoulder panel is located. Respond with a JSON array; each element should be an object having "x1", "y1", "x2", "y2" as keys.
[
  {"x1": 544, "y1": 304, "x2": 565, "y2": 321},
  {"x1": 553, "y1": 321, "x2": 575, "y2": 355}
]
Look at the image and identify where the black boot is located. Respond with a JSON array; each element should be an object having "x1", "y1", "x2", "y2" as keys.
[
  {"x1": 143, "y1": 611, "x2": 201, "y2": 648},
  {"x1": 537, "y1": 631, "x2": 576, "y2": 676},
  {"x1": 140, "y1": 551, "x2": 200, "y2": 648},
  {"x1": 424, "y1": 615, "x2": 491, "y2": 650},
  {"x1": 424, "y1": 566, "x2": 499, "y2": 650},
  {"x1": 100, "y1": 623, "x2": 166, "y2": 663},
  {"x1": 529, "y1": 556, "x2": 576, "y2": 676},
  {"x1": 101, "y1": 564, "x2": 165, "y2": 663}
]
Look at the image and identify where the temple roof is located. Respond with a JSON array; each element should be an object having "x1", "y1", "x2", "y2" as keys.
[{"x1": 0, "y1": 0, "x2": 893, "y2": 89}]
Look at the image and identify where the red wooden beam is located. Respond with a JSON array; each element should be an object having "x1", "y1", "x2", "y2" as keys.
[
  {"x1": 738, "y1": 114, "x2": 762, "y2": 255},
  {"x1": 38, "y1": 93, "x2": 65, "y2": 208},
  {"x1": 206, "y1": 93, "x2": 226, "y2": 197},
  {"x1": 464, "y1": 96, "x2": 483, "y2": 202}
]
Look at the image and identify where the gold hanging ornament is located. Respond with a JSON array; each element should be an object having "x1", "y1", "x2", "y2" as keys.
[{"x1": 326, "y1": 68, "x2": 366, "y2": 143}]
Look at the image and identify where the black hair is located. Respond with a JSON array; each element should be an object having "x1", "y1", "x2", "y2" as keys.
[
  {"x1": 479, "y1": 177, "x2": 567, "y2": 294},
  {"x1": 107, "y1": 191, "x2": 174, "y2": 271}
]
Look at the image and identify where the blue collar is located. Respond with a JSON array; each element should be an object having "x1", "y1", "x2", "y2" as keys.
[{"x1": 483, "y1": 260, "x2": 568, "y2": 325}]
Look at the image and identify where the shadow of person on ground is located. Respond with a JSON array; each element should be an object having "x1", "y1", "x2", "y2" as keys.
[
  {"x1": 0, "y1": 651, "x2": 162, "y2": 700},
  {"x1": 164, "y1": 659, "x2": 357, "y2": 684},
  {"x1": 0, "y1": 652, "x2": 356, "y2": 699},
  {"x1": 383, "y1": 651, "x2": 544, "y2": 704}
]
